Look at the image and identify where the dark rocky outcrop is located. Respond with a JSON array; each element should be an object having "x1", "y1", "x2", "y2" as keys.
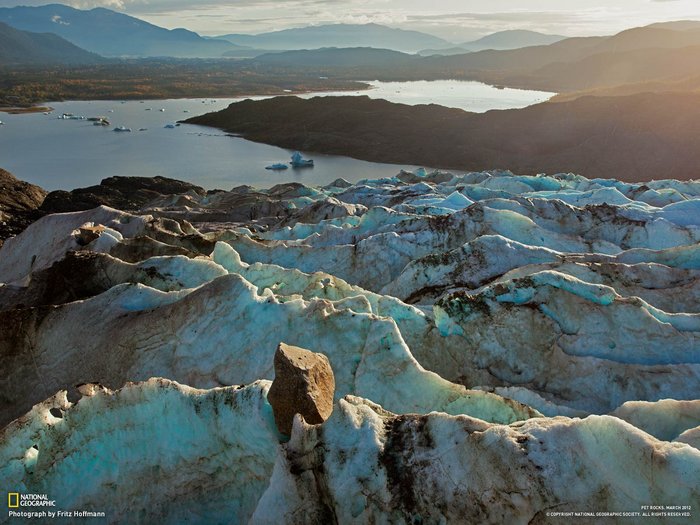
[
  {"x1": 107, "y1": 236, "x2": 198, "y2": 263},
  {"x1": 0, "y1": 168, "x2": 47, "y2": 246},
  {"x1": 0, "y1": 168, "x2": 46, "y2": 211},
  {"x1": 323, "y1": 178, "x2": 352, "y2": 189},
  {"x1": 396, "y1": 169, "x2": 453, "y2": 185},
  {"x1": 279, "y1": 197, "x2": 366, "y2": 227},
  {"x1": 150, "y1": 190, "x2": 293, "y2": 226},
  {"x1": 75, "y1": 224, "x2": 106, "y2": 246},
  {"x1": 0, "y1": 251, "x2": 128, "y2": 311},
  {"x1": 268, "y1": 342, "x2": 335, "y2": 435},
  {"x1": 40, "y1": 175, "x2": 206, "y2": 213},
  {"x1": 187, "y1": 93, "x2": 700, "y2": 182}
]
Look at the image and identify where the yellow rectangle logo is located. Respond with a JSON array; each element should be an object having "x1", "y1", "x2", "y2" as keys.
[{"x1": 8, "y1": 493, "x2": 19, "y2": 508}]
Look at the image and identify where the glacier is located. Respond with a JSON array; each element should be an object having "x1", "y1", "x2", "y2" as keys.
[{"x1": 0, "y1": 168, "x2": 699, "y2": 522}]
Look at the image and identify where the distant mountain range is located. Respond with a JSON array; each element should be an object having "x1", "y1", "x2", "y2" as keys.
[
  {"x1": 0, "y1": 4, "x2": 242, "y2": 58},
  {"x1": 2, "y1": 3, "x2": 699, "y2": 103},
  {"x1": 429, "y1": 24, "x2": 700, "y2": 92},
  {"x1": 251, "y1": 47, "x2": 417, "y2": 68},
  {"x1": 214, "y1": 23, "x2": 452, "y2": 53},
  {"x1": 419, "y1": 30, "x2": 567, "y2": 56},
  {"x1": 0, "y1": 20, "x2": 101, "y2": 65},
  {"x1": 233, "y1": 21, "x2": 700, "y2": 102},
  {"x1": 462, "y1": 30, "x2": 567, "y2": 50}
]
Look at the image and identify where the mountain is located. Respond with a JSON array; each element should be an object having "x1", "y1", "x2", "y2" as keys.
[
  {"x1": 251, "y1": 47, "x2": 418, "y2": 68},
  {"x1": 646, "y1": 20, "x2": 700, "y2": 31},
  {"x1": 516, "y1": 44, "x2": 700, "y2": 93},
  {"x1": 419, "y1": 30, "x2": 566, "y2": 56},
  {"x1": 459, "y1": 30, "x2": 567, "y2": 51},
  {"x1": 427, "y1": 36, "x2": 606, "y2": 79},
  {"x1": 586, "y1": 26, "x2": 700, "y2": 53},
  {"x1": 0, "y1": 20, "x2": 102, "y2": 65},
  {"x1": 0, "y1": 4, "x2": 241, "y2": 58},
  {"x1": 552, "y1": 72, "x2": 700, "y2": 102},
  {"x1": 417, "y1": 46, "x2": 471, "y2": 57},
  {"x1": 220, "y1": 46, "x2": 270, "y2": 59},
  {"x1": 209, "y1": 24, "x2": 700, "y2": 96},
  {"x1": 424, "y1": 25, "x2": 700, "y2": 92},
  {"x1": 186, "y1": 92, "x2": 700, "y2": 182},
  {"x1": 214, "y1": 23, "x2": 452, "y2": 53}
]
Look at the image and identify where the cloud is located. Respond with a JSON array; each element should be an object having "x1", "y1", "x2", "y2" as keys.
[
  {"x1": 399, "y1": 9, "x2": 618, "y2": 40},
  {"x1": 0, "y1": 1, "x2": 342, "y2": 11},
  {"x1": 51, "y1": 14, "x2": 71, "y2": 25},
  {"x1": 62, "y1": 0, "x2": 351, "y2": 15},
  {"x1": 1, "y1": 0, "x2": 700, "y2": 38}
]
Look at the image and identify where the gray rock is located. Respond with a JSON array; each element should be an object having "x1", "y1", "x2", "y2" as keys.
[{"x1": 268, "y1": 342, "x2": 335, "y2": 435}]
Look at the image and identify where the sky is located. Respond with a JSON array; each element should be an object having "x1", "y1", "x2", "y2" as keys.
[{"x1": 2, "y1": 1, "x2": 700, "y2": 40}]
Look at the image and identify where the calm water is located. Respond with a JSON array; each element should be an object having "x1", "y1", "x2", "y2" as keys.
[
  {"x1": 0, "y1": 81, "x2": 554, "y2": 191},
  {"x1": 301, "y1": 80, "x2": 554, "y2": 112}
]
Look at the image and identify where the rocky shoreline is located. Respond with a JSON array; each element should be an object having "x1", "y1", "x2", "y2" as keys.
[{"x1": 0, "y1": 167, "x2": 698, "y2": 522}]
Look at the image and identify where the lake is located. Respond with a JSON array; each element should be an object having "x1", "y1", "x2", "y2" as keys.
[
  {"x1": 0, "y1": 80, "x2": 554, "y2": 191},
  {"x1": 300, "y1": 79, "x2": 554, "y2": 112}
]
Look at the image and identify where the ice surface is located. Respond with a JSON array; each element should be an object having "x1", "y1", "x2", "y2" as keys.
[
  {"x1": 0, "y1": 379, "x2": 279, "y2": 524},
  {"x1": 1, "y1": 169, "x2": 699, "y2": 521}
]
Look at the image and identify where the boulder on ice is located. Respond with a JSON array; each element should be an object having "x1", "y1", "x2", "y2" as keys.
[{"x1": 268, "y1": 342, "x2": 335, "y2": 435}]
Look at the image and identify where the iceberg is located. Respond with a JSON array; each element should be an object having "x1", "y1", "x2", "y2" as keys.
[{"x1": 290, "y1": 151, "x2": 314, "y2": 167}]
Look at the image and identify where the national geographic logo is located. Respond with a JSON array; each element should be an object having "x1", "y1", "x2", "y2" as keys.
[
  {"x1": 7, "y1": 492, "x2": 106, "y2": 520},
  {"x1": 7, "y1": 493, "x2": 56, "y2": 508}
]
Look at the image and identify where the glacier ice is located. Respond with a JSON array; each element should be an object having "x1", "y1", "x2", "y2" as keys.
[
  {"x1": 0, "y1": 168, "x2": 699, "y2": 521},
  {"x1": 3, "y1": 382, "x2": 697, "y2": 524},
  {"x1": 0, "y1": 379, "x2": 280, "y2": 524}
]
